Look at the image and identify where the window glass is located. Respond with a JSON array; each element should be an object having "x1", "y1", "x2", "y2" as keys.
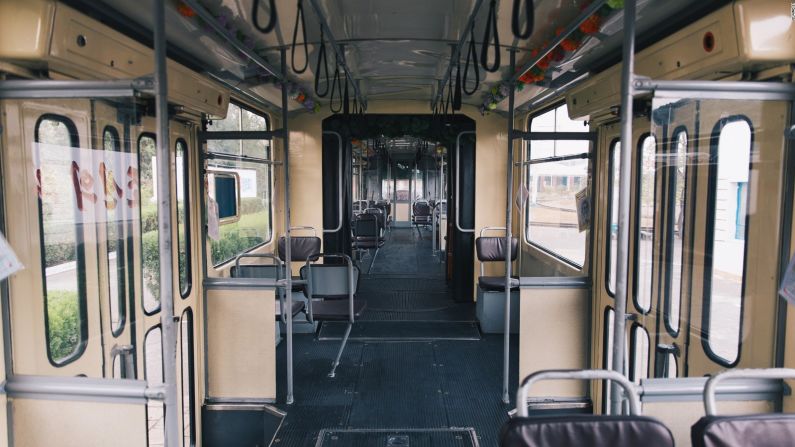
[
  {"x1": 138, "y1": 134, "x2": 160, "y2": 313},
  {"x1": 607, "y1": 141, "x2": 620, "y2": 295},
  {"x1": 666, "y1": 353, "x2": 678, "y2": 378},
  {"x1": 205, "y1": 104, "x2": 273, "y2": 267},
  {"x1": 145, "y1": 326, "x2": 164, "y2": 446},
  {"x1": 175, "y1": 140, "x2": 191, "y2": 297},
  {"x1": 602, "y1": 307, "x2": 615, "y2": 413},
  {"x1": 525, "y1": 104, "x2": 590, "y2": 267},
  {"x1": 705, "y1": 119, "x2": 752, "y2": 364},
  {"x1": 630, "y1": 325, "x2": 650, "y2": 383},
  {"x1": 635, "y1": 135, "x2": 658, "y2": 313},
  {"x1": 104, "y1": 127, "x2": 126, "y2": 336},
  {"x1": 35, "y1": 116, "x2": 87, "y2": 365},
  {"x1": 181, "y1": 309, "x2": 196, "y2": 447},
  {"x1": 666, "y1": 131, "x2": 688, "y2": 334}
]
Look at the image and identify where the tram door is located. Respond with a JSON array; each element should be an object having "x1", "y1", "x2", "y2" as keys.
[{"x1": 681, "y1": 99, "x2": 790, "y2": 376}]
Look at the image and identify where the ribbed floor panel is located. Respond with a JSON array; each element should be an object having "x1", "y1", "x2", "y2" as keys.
[{"x1": 317, "y1": 321, "x2": 481, "y2": 341}]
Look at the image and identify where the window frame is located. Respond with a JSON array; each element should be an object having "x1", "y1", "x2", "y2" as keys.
[
  {"x1": 605, "y1": 138, "x2": 621, "y2": 298},
  {"x1": 35, "y1": 114, "x2": 90, "y2": 367},
  {"x1": 523, "y1": 103, "x2": 593, "y2": 269},
  {"x1": 180, "y1": 308, "x2": 196, "y2": 447},
  {"x1": 204, "y1": 101, "x2": 274, "y2": 268},
  {"x1": 628, "y1": 322, "x2": 650, "y2": 383},
  {"x1": 175, "y1": 138, "x2": 192, "y2": 299},
  {"x1": 632, "y1": 133, "x2": 658, "y2": 315},
  {"x1": 103, "y1": 125, "x2": 128, "y2": 338},
  {"x1": 138, "y1": 132, "x2": 162, "y2": 316},
  {"x1": 701, "y1": 115, "x2": 753, "y2": 368},
  {"x1": 663, "y1": 126, "x2": 690, "y2": 337},
  {"x1": 601, "y1": 306, "x2": 615, "y2": 414}
]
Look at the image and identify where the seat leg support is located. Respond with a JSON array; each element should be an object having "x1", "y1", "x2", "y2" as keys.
[
  {"x1": 328, "y1": 322, "x2": 353, "y2": 378},
  {"x1": 367, "y1": 247, "x2": 380, "y2": 274}
]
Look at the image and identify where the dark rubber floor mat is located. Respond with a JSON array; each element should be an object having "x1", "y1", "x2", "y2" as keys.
[
  {"x1": 316, "y1": 428, "x2": 480, "y2": 447},
  {"x1": 317, "y1": 321, "x2": 481, "y2": 341}
]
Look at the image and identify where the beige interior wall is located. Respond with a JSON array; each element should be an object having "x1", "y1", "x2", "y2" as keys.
[
  {"x1": 11, "y1": 399, "x2": 147, "y2": 447},
  {"x1": 206, "y1": 288, "x2": 275, "y2": 400},
  {"x1": 644, "y1": 400, "x2": 774, "y2": 447},
  {"x1": 519, "y1": 285, "x2": 590, "y2": 397}
]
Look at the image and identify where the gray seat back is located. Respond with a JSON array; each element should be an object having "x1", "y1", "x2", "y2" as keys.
[
  {"x1": 230, "y1": 264, "x2": 282, "y2": 279},
  {"x1": 353, "y1": 214, "x2": 380, "y2": 239},
  {"x1": 278, "y1": 236, "x2": 321, "y2": 262},
  {"x1": 413, "y1": 201, "x2": 431, "y2": 217},
  {"x1": 476, "y1": 237, "x2": 519, "y2": 262},
  {"x1": 300, "y1": 263, "x2": 359, "y2": 300}
]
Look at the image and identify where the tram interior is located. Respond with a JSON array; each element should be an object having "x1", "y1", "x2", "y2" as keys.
[{"x1": 0, "y1": 0, "x2": 795, "y2": 446}]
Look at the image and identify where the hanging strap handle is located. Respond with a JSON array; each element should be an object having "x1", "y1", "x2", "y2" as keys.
[
  {"x1": 511, "y1": 0, "x2": 535, "y2": 39},
  {"x1": 480, "y1": 0, "x2": 501, "y2": 73},
  {"x1": 329, "y1": 62, "x2": 342, "y2": 113},
  {"x1": 291, "y1": 0, "x2": 308, "y2": 73},
  {"x1": 343, "y1": 77, "x2": 350, "y2": 116},
  {"x1": 252, "y1": 0, "x2": 277, "y2": 34},
  {"x1": 463, "y1": 27, "x2": 480, "y2": 95},
  {"x1": 453, "y1": 61, "x2": 463, "y2": 111},
  {"x1": 314, "y1": 26, "x2": 330, "y2": 97}
]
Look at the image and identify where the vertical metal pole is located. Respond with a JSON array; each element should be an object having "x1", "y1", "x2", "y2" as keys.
[
  {"x1": 503, "y1": 50, "x2": 517, "y2": 405},
  {"x1": 611, "y1": 0, "x2": 636, "y2": 415},
  {"x1": 281, "y1": 49, "x2": 295, "y2": 405},
  {"x1": 153, "y1": 0, "x2": 179, "y2": 445}
]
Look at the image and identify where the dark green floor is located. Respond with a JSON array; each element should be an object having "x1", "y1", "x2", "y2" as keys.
[{"x1": 274, "y1": 227, "x2": 517, "y2": 446}]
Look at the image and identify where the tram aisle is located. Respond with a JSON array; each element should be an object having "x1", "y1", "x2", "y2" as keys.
[{"x1": 274, "y1": 227, "x2": 519, "y2": 446}]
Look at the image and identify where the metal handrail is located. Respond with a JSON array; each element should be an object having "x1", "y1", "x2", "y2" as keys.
[
  {"x1": 455, "y1": 131, "x2": 476, "y2": 233},
  {"x1": 323, "y1": 131, "x2": 345, "y2": 233},
  {"x1": 704, "y1": 368, "x2": 795, "y2": 416},
  {"x1": 516, "y1": 369, "x2": 641, "y2": 417}
]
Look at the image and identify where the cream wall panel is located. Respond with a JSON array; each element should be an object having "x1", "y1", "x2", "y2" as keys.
[
  {"x1": 206, "y1": 288, "x2": 275, "y2": 400},
  {"x1": 519, "y1": 286, "x2": 590, "y2": 397},
  {"x1": 11, "y1": 399, "x2": 146, "y2": 447}
]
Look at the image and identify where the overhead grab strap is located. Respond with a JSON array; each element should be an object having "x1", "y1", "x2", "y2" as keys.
[
  {"x1": 329, "y1": 62, "x2": 342, "y2": 113},
  {"x1": 252, "y1": 0, "x2": 277, "y2": 34},
  {"x1": 480, "y1": 0, "x2": 501, "y2": 73},
  {"x1": 314, "y1": 26, "x2": 330, "y2": 97},
  {"x1": 453, "y1": 49, "x2": 463, "y2": 111},
  {"x1": 463, "y1": 27, "x2": 480, "y2": 95},
  {"x1": 511, "y1": 0, "x2": 535, "y2": 39},
  {"x1": 291, "y1": 0, "x2": 308, "y2": 73}
]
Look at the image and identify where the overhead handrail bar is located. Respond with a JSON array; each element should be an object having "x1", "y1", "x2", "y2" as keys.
[
  {"x1": 516, "y1": 369, "x2": 641, "y2": 417},
  {"x1": 511, "y1": 131, "x2": 598, "y2": 141},
  {"x1": 704, "y1": 368, "x2": 795, "y2": 416},
  {"x1": 182, "y1": 0, "x2": 285, "y2": 83},
  {"x1": 431, "y1": 0, "x2": 485, "y2": 110},
  {"x1": 510, "y1": 0, "x2": 608, "y2": 84},
  {"x1": 515, "y1": 152, "x2": 591, "y2": 166},
  {"x1": 0, "y1": 78, "x2": 154, "y2": 99},
  {"x1": 307, "y1": 0, "x2": 366, "y2": 109},
  {"x1": 455, "y1": 131, "x2": 476, "y2": 233},
  {"x1": 203, "y1": 152, "x2": 281, "y2": 166},
  {"x1": 632, "y1": 77, "x2": 795, "y2": 100},
  {"x1": 323, "y1": 131, "x2": 344, "y2": 233},
  {"x1": 198, "y1": 130, "x2": 286, "y2": 140}
]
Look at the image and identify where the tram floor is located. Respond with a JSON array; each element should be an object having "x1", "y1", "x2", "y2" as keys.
[{"x1": 274, "y1": 334, "x2": 519, "y2": 447}]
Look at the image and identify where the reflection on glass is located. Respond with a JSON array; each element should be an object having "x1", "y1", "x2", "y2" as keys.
[
  {"x1": 525, "y1": 104, "x2": 590, "y2": 267},
  {"x1": 175, "y1": 140, "x2": 190, "y2": 297},
  {"x1": 138, "y1": 135, "x2": 160, "y2": 313},
  {"x1": 706, "y1": 119, "x2": 751, "y2": 364},
  {"x1": 104, "y1": 127, "x2": 126, "y2": 335},
  {"x1": 667, "y1": 131, "x2": 688, "y2": 334},
  {"x1": 145, "y1": 326, "x2": 164, "y2": 446},
  {"x1": 635, "y1": 135, "x2": 658, "y2": 312},
  {"x1": 206, "y1": 103, "x2": 270, "y2": 158},
  {"x1": 608, "y1": 142, "x2": 620, "y2": 295},
  {"x1": 36, "y1": 116, "x2": 86, "y2": 364}
]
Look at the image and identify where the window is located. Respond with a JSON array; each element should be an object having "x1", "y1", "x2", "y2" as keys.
[
  {"x1": 634, "y1": 135, "x2": 658, "y2": 313},
  {"x1": 145, "y1": 326, "x2": 164, "y2": 446},
  {"x1": 138, "y1": 134, "x2": 160, "y2": 314},
  {"x1": 205, "y1": 103, "x2": 273, "y2": 267},
  {"x1": 104, "y1": 126, "x2": 127, "y2": 336},
  {"x1": 525, "y1": 104, "x2": 591, "y2": 267},
  {"x1": 665, "y1": 130, "x2": 688, "y2": 335},
  {"x1": 35, "y1": 115, "x2": 88, "y2": 365},
  {"x1": 703, "y1": 118, "x2": 752, "y2": 365},
  {"x1": 175, "y1": 139, "x2": 192, "y2": 298},
  {"x1": 181, "y1": 309, "x2": 196, "y2": 447},
  {"x1": 606, "y1": 140, "x2": 620, "y2": 295},
  {"x1": 629, "y1": 324, "x2": 650, "y2": 383}
]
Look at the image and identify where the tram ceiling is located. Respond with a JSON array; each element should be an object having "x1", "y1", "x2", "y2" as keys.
[{"x1": 91, "y1": 0, "x2": 718, "y2": 112}]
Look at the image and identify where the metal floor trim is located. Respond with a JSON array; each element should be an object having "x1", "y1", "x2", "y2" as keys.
[{"x1": 315, "y1": 427, "x2": 480, "y2": 447}]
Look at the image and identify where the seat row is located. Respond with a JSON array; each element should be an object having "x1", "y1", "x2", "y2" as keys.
[{"x1": 502, "y1": 368, "x2": 795, "y2": 447}]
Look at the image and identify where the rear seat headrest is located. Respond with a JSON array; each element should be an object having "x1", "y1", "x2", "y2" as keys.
[
  {"x1": 476, "y1": 236, "x2": 519, "y2": 262},
  {"x1": 278, "y1": 236, "x2": 321, "y2": 262}
]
